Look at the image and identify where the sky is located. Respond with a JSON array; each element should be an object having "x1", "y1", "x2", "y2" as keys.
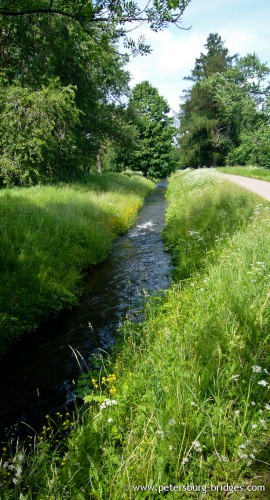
[{"x1": 125, "y1": 0, "x2": 270, "y2": 114}]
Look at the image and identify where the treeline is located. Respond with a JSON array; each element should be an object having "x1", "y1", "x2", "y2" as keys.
[
  {"x1": 0, "y1": 1, "x2": 184, "y2": 186},
  {"x1": 178, "y1": 33, "x2": 270, "y2": 168}
]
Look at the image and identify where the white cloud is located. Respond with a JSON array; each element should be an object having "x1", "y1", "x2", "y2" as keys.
[
  {"x1": 125, "y1": 0, "x2": 270, "y2": 113},
  {"x1": 127, "y1": 30, "x2": 206, "y2": 111}
]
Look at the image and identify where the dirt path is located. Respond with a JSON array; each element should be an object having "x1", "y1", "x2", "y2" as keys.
[{"x1": 219, "y1": 173, "x2": 270, "y2": 202}]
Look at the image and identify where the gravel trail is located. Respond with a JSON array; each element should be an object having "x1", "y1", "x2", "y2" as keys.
[{"x1": 219, "y1": 173, "x2": 270, "y2": 202}]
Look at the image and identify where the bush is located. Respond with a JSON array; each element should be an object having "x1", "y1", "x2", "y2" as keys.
[{"x1": 0, "y1": 81, "x2": 80, "y2": 186}]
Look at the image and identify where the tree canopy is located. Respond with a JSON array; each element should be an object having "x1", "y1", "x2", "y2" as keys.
[
  {"x1": 0, "y1": 1, "x2": 189, "y2": 185},
  {"x1": 112, "y1": 81, "x2": 176, "y2": 179},
  {"x1": 0, "y1": 0, "x2": 190, "y2": 55},
  {"x1": 178, "y1": 33, "x2": 270, "y2": 168}
]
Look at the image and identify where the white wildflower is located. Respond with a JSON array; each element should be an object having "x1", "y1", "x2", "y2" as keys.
[
  {"x1": 251, "y1": 402, "x2": 256, "y2": 406},
  {"x1": 258, "y1": 380, "x2": 268, "y2": 386},
  {"x1": 107, "y1": 418, "x2": 113, "y2": 423},
  {"x1": 252, "y1": 366, "x2": 262, "y2": 373},
  {"x1": 193, "y1": 440, "x2": 203, "y2": 452},
  {"x1": 235, "y1": 410, "x2": 240, "y2": 416},
  {"x1": 100, "y1": 398, "x2": 118, "y2": 410},
  {"x1": 264, "y1": 404, "x2": 270, "y2": 410},
  {"x1": 260, "y1": 419, "x2": 267, "y2": 429},
  {"x1": 156, "y1": 430, "x2": 165, "y2": 438},
  {"x1": 182, "y1": 457, "x2": 189, "y2": 465},
  {"x1": 168, "y1": 418, "x2": 176, "y2": 426}
]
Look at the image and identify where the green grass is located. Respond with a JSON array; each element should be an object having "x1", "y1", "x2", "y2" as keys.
[
  {"x1": 164, "y1": 169, "x2": 265, "y2": 279},
  {"x1": 2, "y1": 170, "x2": 270, "y2": 499},
  {"x1": 216, "y1": 165, "x2": 270, "y2": 181},
  {"x1": 0, "y1": 173, "x2": 154, "y2": 355}
]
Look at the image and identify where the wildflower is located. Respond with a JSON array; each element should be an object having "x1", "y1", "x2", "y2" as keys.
[
  {"x1": 237, "y1": 451, "x2": 248, "y2": 459},
  {"x1": 258, "y1": 380, "x2": 268, "y2": 386},
  {"x1": 156, "y1": 430, "x2": 165, "y2": 438},
  {"x1": 15, "y1": 465, "x2": 22, "y2": 477},
  {"x1": 251, "y1": 424, "x2": 258, "y2": 429},
  {"x1": 168, "y1": 418, "x2": 176, "y2": 426},
  {"x1": 260, "y1": 419, "x2": 267, "y2": 429},
  {"x1": 235, "y1": 410, "x2": 240, "y2": 416},
  {"x1": 107, "y1": 418, "x2": 114, "y2": 423},
  {"x1": 250, "y1": 454, "x2": 255, "y2": 459},
  {"x1": 214, "y1": 452, "x2": 228, "y2": 462},
  {"x1": 100, "y1": 399, "x2": 118, "y2": 410},
  {"x1": 182, "y1": 457, "x2": 189, "y2": 465},
  {"x1": 169, "y1": 445, "x2": 173, "y2": 451},
  {"x1": 252, "y1": 366, "x2": 262, "y2": 373},
  {"x1": 251, "y1": 402, "x2": 256, "y2": 406},
  {"x1": 231, "y1": 374, "x2": 240, "y2": 381},
  {"x1": 264, "y1": 404, "x2": 270, "y2": 410},
  {"x1": 192, "y1": 440, "x2": 203, "y2": 452},
  {"x1": 190, "y1": 401, "x2": 197, "y2": 407}
]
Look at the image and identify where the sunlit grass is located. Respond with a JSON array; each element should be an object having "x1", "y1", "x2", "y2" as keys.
[
  {"x1": 0, "y1": 173, "x2": 154, "y2": 355},
  {"x1": 1, "y1": 170, "x2": 270, "y2": 498},
  {"x1": 216, "y1": 165, "x2": 270, "y2": 181}
]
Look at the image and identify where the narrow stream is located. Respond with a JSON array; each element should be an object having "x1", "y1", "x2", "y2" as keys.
[{"x1": 0, "y1": 182, "x2": 171, "y2": 440}]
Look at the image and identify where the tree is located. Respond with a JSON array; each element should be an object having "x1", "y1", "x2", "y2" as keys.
[
  {"x1": 0, "y1": 81, "x2": 80, "y2": 186},
  {"x1": 178, "y1": 33, "x2": 270, "y2": 169},
  {"x1": 187, "y1": 33, "x2": 235, "y2": 82},
  {"x1": 0, "y1": 7, "x2": 132, "y2": 183},
  {"x1": 0, "y1": 0, "x2": 191, "y2": 55},
  {"x1": 115, "y1": 81, "x2": 176, "y2": 178},
  {"x1": 179, "y1": 34, "x2": 235, "y2": 167}
]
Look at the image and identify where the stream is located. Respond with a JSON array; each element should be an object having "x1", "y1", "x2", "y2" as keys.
[{"x1": 0, "y1": 181, "x2": 172, "y2": 441}]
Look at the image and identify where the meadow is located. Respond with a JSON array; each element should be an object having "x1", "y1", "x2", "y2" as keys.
[
  {"x1": 0, "y1": 173, "x2": 154, "y2": 356},
  {"x1": 1, "y1": 170, "x2": 270, "y2": 499}
]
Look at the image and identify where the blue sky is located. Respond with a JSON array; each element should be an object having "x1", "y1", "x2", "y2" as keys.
[{"x1": 126, "y1": 0, "x2": 270, "y2": 113}]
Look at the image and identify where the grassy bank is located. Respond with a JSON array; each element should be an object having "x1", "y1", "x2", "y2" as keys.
[
  {"x1": 216, "y1": 165, "x2": 270, "y2": 181},
  {"x1": 0, "y1": 173, "x2": 154, "y2": 355},
  {"x1": 2, "y1": 170, "x2": 270, "y2": 499}
]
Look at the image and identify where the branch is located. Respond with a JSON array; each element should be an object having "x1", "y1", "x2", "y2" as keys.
[{"x1": 0, "y1": 8, "x2": 86, "y2": 21}]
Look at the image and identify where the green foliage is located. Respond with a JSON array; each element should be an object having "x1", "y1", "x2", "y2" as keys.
[
  {"x1": 0, "y1": 173, "x2": 154, "y2": 355},
  {"x1": 187, "y1": 33, "x2": 235, "y2": 82},
  {"x1": 0, "y1": 82, "x2": 80, "y2": 186},
  {"x1": 3, "y1": 170, "x2": 270, "y2": 498},
  {"x1": 164, "y1": 169, "x2": 265, "y2": 279},
  {"x1": 115, "y1": 81, "x2": 176, "y2": 178},
  {"x1": 178, "y1": 33, "x2": 270, "y2": 169},
  {"x1": 0, "y1": 1, "x2": 190, "y2": 56}
]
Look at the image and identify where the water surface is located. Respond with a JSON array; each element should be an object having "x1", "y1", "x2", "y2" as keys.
[{"x1": 0, "y1": 182, "x2": 171, "y2": 438}]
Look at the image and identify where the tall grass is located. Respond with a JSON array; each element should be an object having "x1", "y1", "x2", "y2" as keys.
[
  {"x1": 216, "y1": 165, "x2": 270, "y2": 181},
  {"x1": 0, "y1": 173, "x2": 154, "y2": 355},
  {"x1": 164, "y1": 169, "x2": 265, "y2": 279},
  {"x1": 1, "y1": 170, "x2": 270, "y2": 499}
]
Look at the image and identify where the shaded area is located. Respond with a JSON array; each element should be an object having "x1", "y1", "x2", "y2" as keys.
[{"x1": 0, "y1": 182, "x2": 171, "y2": 440}]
